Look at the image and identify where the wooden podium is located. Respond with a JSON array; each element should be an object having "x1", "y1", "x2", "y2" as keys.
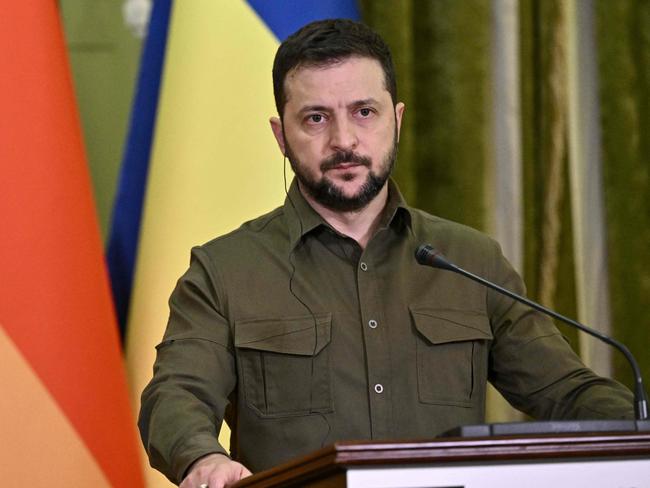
[{"x1": 234, "y1": 432, "x2": 650, "y2": 487}]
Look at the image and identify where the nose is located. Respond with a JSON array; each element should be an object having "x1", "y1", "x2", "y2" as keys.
[{"x1": 329, "y1": 116, "x2": 358, "y2": 152}]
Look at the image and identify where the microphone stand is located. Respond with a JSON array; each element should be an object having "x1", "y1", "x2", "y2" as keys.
[{"x1": 415, "y1": 244, "x2": 649, "y2": 436}]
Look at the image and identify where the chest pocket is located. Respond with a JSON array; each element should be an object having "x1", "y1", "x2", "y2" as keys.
[
  {"x1": 234, "y1": 313, "x2": 332, "y2": 418},
  {"x1": 410, "y1": 307, "x2": 492, "y2": 407}
]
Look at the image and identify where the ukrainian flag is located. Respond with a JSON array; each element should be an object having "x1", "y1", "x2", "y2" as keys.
[{"x1": 107, "y1": 2, "x2": 359, "y2": 486}]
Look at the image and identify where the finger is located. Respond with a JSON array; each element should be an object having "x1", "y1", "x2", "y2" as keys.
[{"x1": 180, "y1": 477, "x2": 204, "y2": 488}]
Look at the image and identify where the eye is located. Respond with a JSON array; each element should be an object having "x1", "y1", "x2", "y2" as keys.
[
  {"x1": 356, "y1": 107, "x2": 375, "y2": 119},
  {"x1": 306, "y1": 113, "x2": 325, "y2": 124}
]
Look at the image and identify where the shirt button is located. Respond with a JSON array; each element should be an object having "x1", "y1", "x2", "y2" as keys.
[
  {"x1": 360, "y1": 262, "x2": 368, "y2": 271},
  {"x1": 368, "y1": 319, "x2": 378, "y2": 329},
  {"x1": 374, "y1": 384, "x2": 384, "y2": 394}
]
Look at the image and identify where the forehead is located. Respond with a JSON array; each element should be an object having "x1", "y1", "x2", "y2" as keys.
[{"x1": 283, "y1": 57, "x2": 388, "y2": 108}]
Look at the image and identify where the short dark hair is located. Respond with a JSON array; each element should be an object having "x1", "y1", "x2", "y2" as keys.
[{"x1": 272, "y1": 19, "x2": 397, "y2": 118}]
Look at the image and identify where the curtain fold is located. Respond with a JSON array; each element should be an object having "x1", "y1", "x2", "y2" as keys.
[{"x1": 596, "y1": 0, "x2": 650, "y2": 389}]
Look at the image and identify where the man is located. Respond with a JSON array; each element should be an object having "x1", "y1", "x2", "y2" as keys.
[{"x1": 139, "y1": 19, "x2": 633, "y2": 488}]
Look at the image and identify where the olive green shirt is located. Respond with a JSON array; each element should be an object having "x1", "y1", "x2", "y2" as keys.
[{"x1": 139, "y1": 180, "x2": 633, "y2": 484}]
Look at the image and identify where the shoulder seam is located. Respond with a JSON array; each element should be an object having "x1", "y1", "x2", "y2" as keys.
[{"x1": 201, "y1": 207, "x2": 285, "y2": 247}]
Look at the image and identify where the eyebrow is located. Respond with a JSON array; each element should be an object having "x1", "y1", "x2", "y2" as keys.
[
  {"x1": 298, "y1": 104, "x2": 330, "y2": 115},
  {"x1": 349, "y1": 98, "x2": 380, "y2": 109},
  {"x1": 297, "y1": 98, "x2": 382, "y2": 115}
]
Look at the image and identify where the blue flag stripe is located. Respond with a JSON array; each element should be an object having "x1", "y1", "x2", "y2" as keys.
[
  {"x1": 246, "y1": 0, "x2": 360, "y2": 41},
  {"x1": 106, "y1": 0, "x2": 173, "y2": 336}
]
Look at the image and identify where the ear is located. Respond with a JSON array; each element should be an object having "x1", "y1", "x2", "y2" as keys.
[
  {"x1": 394, "y1": 102, "x2": 405, "y2": 142},
  {"x1": 269, "y1": 116, "x2": 286, "y2": 156}
]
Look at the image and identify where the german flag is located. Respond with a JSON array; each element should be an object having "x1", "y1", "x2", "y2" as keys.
[{"x1": 0, "y1": 3, "x2": 144, "y2": 486}]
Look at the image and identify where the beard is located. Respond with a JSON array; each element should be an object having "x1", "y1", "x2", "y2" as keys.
[{"x1": 286, "y1": 128, "x2": 398, "y2": 213}]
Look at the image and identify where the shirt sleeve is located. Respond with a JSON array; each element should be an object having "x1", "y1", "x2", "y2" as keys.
[
  {"x1": 138, "y1": 246, "x2": 236, "y2": 484},
  {"x1": 485, "y1": 240, "x2": 635, "y2": 420}
]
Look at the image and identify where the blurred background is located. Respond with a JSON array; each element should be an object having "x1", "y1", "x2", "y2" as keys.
[{"x1": 11, "y1": 0, "x2": 649, "y2": 486}]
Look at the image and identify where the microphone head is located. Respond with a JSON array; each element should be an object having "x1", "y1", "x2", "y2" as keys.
[
  {"x1": 415, "y1": 244, "x2": 435, "y2": 265},
  {"x1": 415, "y1": 244, "x2": 454, "y2": 270}
]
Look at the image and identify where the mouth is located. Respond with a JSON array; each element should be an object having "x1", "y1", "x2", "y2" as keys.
[
  {"x1": 325, "y1": 161, "x2": 365, "y2": 171},
  {"x1": 329, "y1": 162, "x2": 363, "y2": 171},
  {"x1": 320, "y1": 151, "x2": 372, "y2": 173}
]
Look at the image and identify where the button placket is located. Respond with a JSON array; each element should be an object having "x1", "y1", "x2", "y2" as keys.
[{"x1": 357, "y1": 253, "x2": 392, "y2": 437}]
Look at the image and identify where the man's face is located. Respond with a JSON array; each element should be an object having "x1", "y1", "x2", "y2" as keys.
[{"x1": 270, "y1": 56, "x2": 404, "y2": 212}]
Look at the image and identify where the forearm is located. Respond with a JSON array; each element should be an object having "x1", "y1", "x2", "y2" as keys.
[
  {"x1": 486, "y1": 241, "x2": 634, "y2": 420},
  {"x1": 139, "y1": 338, "x2": 236, "y2": 484},
  {"x1": 491, "y1": 335, "x2": 634, "y2": 420}
]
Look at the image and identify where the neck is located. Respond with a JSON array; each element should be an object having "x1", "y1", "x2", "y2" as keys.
[{"x1": 298, "y1": 183, "x2": 389, "y2": 249}]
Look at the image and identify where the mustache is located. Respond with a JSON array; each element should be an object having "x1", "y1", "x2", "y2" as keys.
[{"x1": 320, "y1": 151, "x2": 372, "y2": 172}]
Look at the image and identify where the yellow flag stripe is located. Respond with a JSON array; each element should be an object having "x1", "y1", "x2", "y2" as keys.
[{"x1": 126, "y1": 2, "x2": 282, "y2": 486}]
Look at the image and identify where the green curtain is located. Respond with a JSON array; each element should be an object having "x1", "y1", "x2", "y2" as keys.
[
  {"x1": 361, "y1": 1, "x2": 490, "y2": 230},
  {"x1": 596, "y1": 0, "x2": 650, "y2": 389},
  {"x1": 519, "y1": 0, "x2": 578, "y2": 339},
  {"x1": 361, "y1": 0, "x2": 649, "y2": 400}
]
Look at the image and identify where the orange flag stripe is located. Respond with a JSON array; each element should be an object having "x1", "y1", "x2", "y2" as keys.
[
  {"x1": 0, "y1": 3, "x2": 144, "y2": 487},
  {"x1": 0, "y1": 326, "x2": 111, "y2": 486}
]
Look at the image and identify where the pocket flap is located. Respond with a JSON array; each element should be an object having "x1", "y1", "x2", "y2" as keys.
[
  {"x1": 410, "y1": 307, "x2": 492, "y2": 345},
  {"x1": 234, "y1": 313, "x2": 332, "y2": 356}
]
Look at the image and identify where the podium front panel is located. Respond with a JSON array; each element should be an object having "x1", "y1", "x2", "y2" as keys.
[{"x1": 346, "y1": 457, "x2": 650, "y2": 487}]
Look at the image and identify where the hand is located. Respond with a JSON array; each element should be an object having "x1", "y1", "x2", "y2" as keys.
[{"x1": 179, "y1": 453, "x2": 252, "y2": 488}]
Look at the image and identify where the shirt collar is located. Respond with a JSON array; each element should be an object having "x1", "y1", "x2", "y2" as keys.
[{"x1": 284, "y1": 178, "x2": 413, "y2": 250}]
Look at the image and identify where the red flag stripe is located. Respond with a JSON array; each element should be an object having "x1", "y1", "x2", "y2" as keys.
[{"x1": 0, "y1": 3, "x2": 144, "y2": 487}]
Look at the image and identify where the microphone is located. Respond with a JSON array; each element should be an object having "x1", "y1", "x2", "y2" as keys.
[{"x1": 415, "y1": 244, "x2": 649, "y2": 422}]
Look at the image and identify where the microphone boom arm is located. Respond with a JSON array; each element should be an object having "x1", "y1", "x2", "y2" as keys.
[{"x1": 415, "y1": 244, "x2": 649, "y2": 421}]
